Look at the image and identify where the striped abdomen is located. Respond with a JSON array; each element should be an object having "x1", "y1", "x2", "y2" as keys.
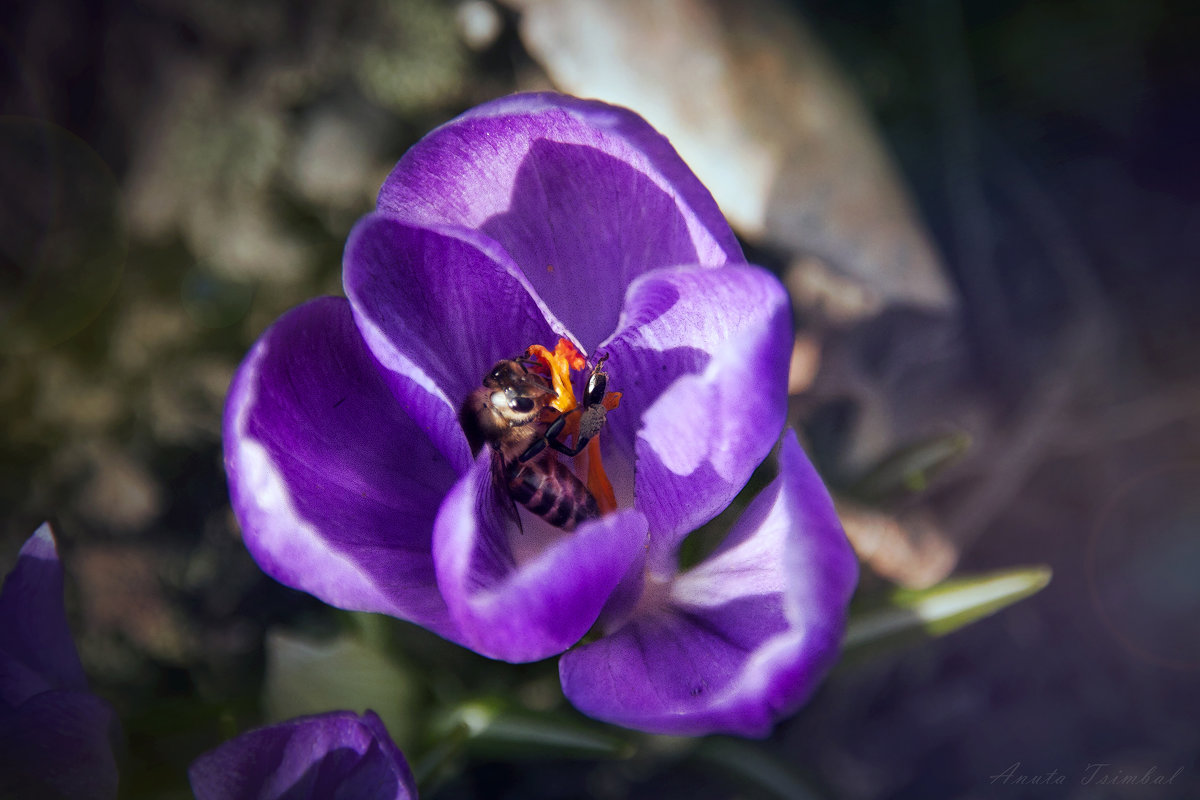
[{"x1": 503, "y1": 453, "x2": 598, "y2": 531}]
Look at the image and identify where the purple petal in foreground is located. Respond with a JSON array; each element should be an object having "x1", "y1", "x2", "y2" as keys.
[
  {"x1": 377, "y1": 93, "x2": 745, "y2": 351},
  {"x1": 432, "y1": 451, "x2": 648, "y2": 663},
  {"x1": 600, "y1": 264, "x2": 792, "y2": 570},
  {"x1": 0, "y1": 524, "x2": 87, "y2": 706},
  {"x1": 559, "y1": 431, "x2": 858, "y2": 736},
  {"x1": 0, "y1": 525, "x2": 120, "y2": 800},
  {"x1": 224, "y1": 297, "x2": 462, "y2": 639},
  {"x1": 0, "y1": 690, "x2": 121, "y2": 800},
  {"x1": 189, "y1": 710, "x2": 416, "y2": 800}
]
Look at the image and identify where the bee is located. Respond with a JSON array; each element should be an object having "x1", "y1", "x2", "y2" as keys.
[{"x1": 459, "y1": 353, "x2": 612, "y2": 531}]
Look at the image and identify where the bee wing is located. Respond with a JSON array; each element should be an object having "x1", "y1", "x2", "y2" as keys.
[{"x1": 490, "y1": 450, "x2": 524, "y2": 535}]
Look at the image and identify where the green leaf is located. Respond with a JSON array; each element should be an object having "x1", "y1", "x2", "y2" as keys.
[
  {"x1": 849, "y1": 431, "x2": 971, "y2": 503},
  {"x1": 436, "y1": 699, "x2": 633, "y2": 760},
  {"x1": 691, "y1": 737, "x2": 827, "y2": 800},
  {"x1": 262, "y1": 625, "x2": 421, "y2": 746},
  {"x1": 841, "y1": 565, "x2": 1052, "y2": 661}
]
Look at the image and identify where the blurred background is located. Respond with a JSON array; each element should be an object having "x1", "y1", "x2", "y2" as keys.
[{"x1": 2, "y1": 0, "x2": 1198, "y2": 797}]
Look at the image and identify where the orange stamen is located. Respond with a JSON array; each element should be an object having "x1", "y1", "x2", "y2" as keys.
[
  {"x1": 524, "y1": 338, "x2": 584, "y2": 413},
  {"x1": 574, "y1": 391, "x2": 622, "y2": 516},
  {"x1": 584, "y1": 435, "x2": 617, "y2": 514},
  {"x1": 525, "y1": 338, "x2": 623, "y2": 518}
]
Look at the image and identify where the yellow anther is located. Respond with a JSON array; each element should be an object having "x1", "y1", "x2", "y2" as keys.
[{"x1": 524, "y1": 338, "x2": 584, "y2": 413}]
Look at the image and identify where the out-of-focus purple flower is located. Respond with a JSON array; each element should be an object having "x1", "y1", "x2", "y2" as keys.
[
  {"x1": 225, "y1": 93, "x2": 857, "y2": 735},
  {"x1": 0, "y1": 524, "x2": 121, "y2": 800},
  {"x1": 189, "y1": 710, "x2": 416, "y2": 800}
]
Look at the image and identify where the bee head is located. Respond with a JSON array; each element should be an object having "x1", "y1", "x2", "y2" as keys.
[{"x1": 460, "y1": 358, "x2": 554, "y2": 452}]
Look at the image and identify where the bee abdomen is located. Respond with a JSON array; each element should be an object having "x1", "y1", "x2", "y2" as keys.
[{"x1": 505, "y1": 456, "x2": 598, "y2": 531}]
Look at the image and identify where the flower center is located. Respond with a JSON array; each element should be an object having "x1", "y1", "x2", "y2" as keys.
[{"x1": 524, "y1": 338, "x2": 622, "y2": 515}]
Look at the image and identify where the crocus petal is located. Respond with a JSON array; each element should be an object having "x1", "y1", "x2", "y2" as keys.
[
  {"x1": 559, "y1": 431, "x2": 858, "y2": 736},
  {"x1": 600, "y1": 264, "x2": 791, "y2": 569},
  {"x1": 224, "y1": 297, "x2": 462, "y2": 640},
  {"x1": 0, "y1": 523, "x2": 86, "y2": 707},
  {"x1": 189, "y1": 710, "x2": 416, "y2": 800},
  {"x1": 344, "y1": 212, "x2": 568, "y2": 473},
  {"x1": 377, "y1": 93, "x2": 744, "y2": 351},
  {"x1": 0, "y1": 690, "x2": 121, "y2": 800},
  {"x1": 0, "y1": 526, "x2": 121, "y2": 800},
  {"x1": 432, "y1": 450, "x2": 648, "y2": 663}
]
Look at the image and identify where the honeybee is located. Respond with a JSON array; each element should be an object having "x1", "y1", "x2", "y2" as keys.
[{"x1": 459, "y1": 353, "x2": 612, "y2": 531}]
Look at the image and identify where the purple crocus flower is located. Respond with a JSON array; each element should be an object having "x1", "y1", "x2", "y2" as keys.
[
  {"x1": 189, "y1": 710, "x2": 416, "y2": 800},
  {"x1": 0, "y1": 524, "x2": 121, "y2": 800},
  {"x1": 225, "y1": 93, "x2": 857, "y2": 736}
]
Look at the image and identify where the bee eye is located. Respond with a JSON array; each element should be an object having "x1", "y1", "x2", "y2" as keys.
[{"x1": 510, "y1": 396, "x2": 535, "y2": 413}]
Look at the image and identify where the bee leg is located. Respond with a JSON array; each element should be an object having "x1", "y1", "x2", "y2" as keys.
[
  {"x1": 518, "y1": 409, "x2": 586, "y2": 462},
  {"x1": 543, "y1": 412, "x2": 569, "y2": 441},
  {"x1": 534, "y1": 407, "x2": 588, "y2": 457},
  {"x1": 576, "y1": 404, "x2": 608, "y2": 443},
  {"x1": 517, "y1": 436, "x2": 548, "y2": 463},
  {"x1": 547, "y1": 427, "x2": 591, "y2": 457},
  {"x1": 548, "y1": 401, "x2": 610, "y2": 457},
  {"x1": 548, "y1": 436, "x2": 590, "y2": 457},
  {"x1": 517, "y1": 413, "x2": 570, "y2": 463},
  {"x1": 583, "y1": 354, "x2": 609, "y2": 407}
]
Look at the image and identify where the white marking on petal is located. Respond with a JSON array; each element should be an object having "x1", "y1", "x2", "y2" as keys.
[
  {"x1": 231, "y1": 341, "x2": 394, "y2": 614},
  {"x1": 670, "y1": 484, "x2": 787, "y2": 609}
]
